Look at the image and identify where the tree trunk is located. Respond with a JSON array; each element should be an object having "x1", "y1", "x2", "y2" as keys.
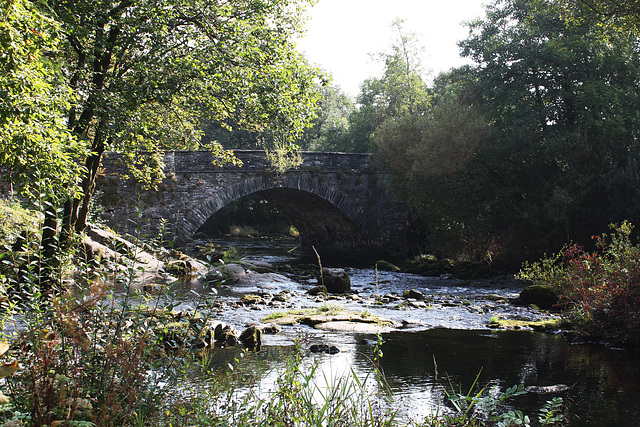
[
  {"x1": 60, "y1": 121, "x2": 106, "y2": 248},
  {"x1": 76, "y1": 142, "x2": 105, "y2": 234}
]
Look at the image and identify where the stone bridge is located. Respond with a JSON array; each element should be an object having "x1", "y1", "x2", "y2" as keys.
[{"x1": 97, "y1": 150, "x2": 412, "y2": 257}]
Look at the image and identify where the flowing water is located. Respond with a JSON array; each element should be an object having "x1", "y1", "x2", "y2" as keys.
[{"x1": 181, "y1": 237, "x2": 640, "y2": 426}]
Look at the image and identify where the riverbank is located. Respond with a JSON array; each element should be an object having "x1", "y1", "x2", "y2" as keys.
[{"x1": 2, "y1": 227, "x2": 639, "y2": 425}]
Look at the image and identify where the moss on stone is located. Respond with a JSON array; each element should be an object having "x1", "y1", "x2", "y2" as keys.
[
  {"x1": 375, "y1": 260, "x2": 401, "y2": 272},
  {"x1": 262, "y1": 308, "x2": 400, "y2": 329},
  {"x1": 307, "y1": 285, "x2": 327, "y2": 296},
  {"x1": 488, "y1": 317, "x2": 563, "y2": 332}
]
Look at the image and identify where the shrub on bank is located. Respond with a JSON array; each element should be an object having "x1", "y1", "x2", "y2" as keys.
[
  {"x1": 0, "y1": 199, "x2": 41, "y2": 249},
  {"x1": 520, "y1": 221, "x2": 640, "y2": 348}
]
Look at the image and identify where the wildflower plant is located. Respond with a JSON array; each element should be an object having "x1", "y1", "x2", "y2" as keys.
[{"x1": 521, "y1": 221, "x2": 640, "y2": 347}]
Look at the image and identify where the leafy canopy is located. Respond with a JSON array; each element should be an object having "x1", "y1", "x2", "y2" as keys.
[{"x1": 0, "y1": 0, "x2": 86, "y2": 203}]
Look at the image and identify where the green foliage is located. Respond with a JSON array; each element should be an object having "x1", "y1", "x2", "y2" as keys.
[
  {"x1": 538, "y1": 397, "x2": 565, "y2": 426},
  {"x1": 265, "y1": 139, "x2": 304, "y2": 175},
  {"x1": 0, "y1": 199, "x2": 40, "y2": 248},
  {"x1": 373, "y1": 95, "x2": 494, "y2": 262},
  {"x1": 2, "y1": 0, "x2": 323, "y2": 275},
  {"x1": 552, "y1": 0, "x2": 640, "y2": 34},
  {"x1": 458, "y1": 0, "x2": 640, "y2": 252},
  {"x1": 0, "y1": 217, "x2": 227, "y2": 426},
  {"x1": 299, "y1": 82, "x2": 355, "y2": 152},
  {"x1": 375, "y1": 99, "x2": 485, "y2": 177},
  {"x1": 423, "y1": 376, "x2": 566, "y2": 427},
  {"x1": 371, "y1": 19, "x2": 432, "y2": 118},
  {"x1": 0, "y1": 0, "x2": 87, "y2": 203},
  {"x1": 339, "y1": 19, "x2": 432, "y2": 153},
  {"x1": 2, "y1": 249, "x2": 152, "y2": 424},
  {"x1": 520, "y1": 221, "x2": 640, "y2": 347},
  {"x1": 381, "y1": 0, "x2": 640, "y2": 264}
]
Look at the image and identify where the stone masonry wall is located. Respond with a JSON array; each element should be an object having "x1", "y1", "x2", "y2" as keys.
[{"x1": 97, "y1": 150, "x2": 411, "y2": 256}]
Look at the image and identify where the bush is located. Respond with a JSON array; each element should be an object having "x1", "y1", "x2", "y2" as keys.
[
  {"x1": 520, "y1": 221, "x2": 640, "y2": 347},
  {"x1": 3, "y1": 264, "x2": 170, "y2": 426},
  {"x1": 0, "y1": 198, "x2": 40, "y2": 248}
]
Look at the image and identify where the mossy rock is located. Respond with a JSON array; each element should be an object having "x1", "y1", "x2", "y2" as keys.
[
  {"x1": 273, "y1": 292, "x2": 290, "y2": 302},
  {"x1": 409, "y1": 258, "x2": 455, "y2": 276},
  {"x1": 375, "y1": 260, "x2": 401, "y2": 272},
  {"x1": 214, "y1": 323, "x2": 239, "y2": 347},
  {"x1": 241, "y1": 294, "x2": 262, "y2": 305},
  {"x1": 403, "y1": 289, "x2": 426, "y2": 300},
  {"x1": 488, "y1": 317, "x2": 562, "y2": 332},
  {"x1": 266, "y1": 311, "x2": 400, "y2": 330},
  {"x1": 517, "y1": 284, "x2": 559, "y2": 310},
  {"x1": 320, "y1": 268, "x2": 351, "y2": 293},
  {"x1": 239, "y1": 325, "x2": 262, "y2": 348},
  {"x1": 165, "y1": 258, "x2": 195, "y2": 276},
  {"x1": 307, "y1": 285, "x2": 327, "y2": 296},
  {"x1": 450, "y1": 262, "x2": 494, "y2": 279},
  {"x1": 165, "y1": 250, "x2": 197, "y2": 276}
]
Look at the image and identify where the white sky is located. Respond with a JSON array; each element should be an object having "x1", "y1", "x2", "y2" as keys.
[{"x1": 296, "y1": 0, "x2": 488, "y2": 97}]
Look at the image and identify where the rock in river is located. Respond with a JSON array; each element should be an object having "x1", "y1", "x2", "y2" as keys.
[
  {"x1": 403, "y1": 289, "x2": 426, "y2": 300},
  {"x1": 307, "y1": 285, "x2": 327, "y2": 296},
  {"x1": 319, "y1": 268, "x2": 351, "y2": 293},
  {"x1": 310, "y1": 344, "x2": 340, "y2": 354},
  {"x1": 525, "y1": 384, "x2": 569, "y2": 394},
  {"x1": 239, "y1": 325, "x2": 262, "y2": 348},
  {"x1": 517, "y1": 284, "x2": 559, "y2": 310}
]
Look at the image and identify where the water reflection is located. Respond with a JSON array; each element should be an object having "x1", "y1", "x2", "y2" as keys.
[
  {"x1": 350, "y1": 329, "x2": 640, "y2": 425},
  {"x1": 197, "y1": 328, "x2": 639, "y2": 425}
]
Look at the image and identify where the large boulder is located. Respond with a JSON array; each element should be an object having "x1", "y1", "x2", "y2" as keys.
[
  {"x1": 239, "y1": 325, "x2": 262, "y2": 348},
  {"x1": 319, "y1": 268, "x2": 351, "y2": 293},
  {"x1": 517, "y1": 284, "x2": 559, "y2": 310},
  {"x1": 403, "y1": 289, "x2": 426, "y2": 300}
]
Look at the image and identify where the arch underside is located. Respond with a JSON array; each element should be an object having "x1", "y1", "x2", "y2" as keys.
[
  {"x1": 177, "y1": 176, "x2": 366, "y2": 251},
  {"x1": 258, "y1": 188, "x2": 365, "y2": 250}
]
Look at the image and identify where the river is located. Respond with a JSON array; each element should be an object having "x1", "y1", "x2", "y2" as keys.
[{"x1": 178, "y1": 237, "x2": 640, "y2": 426}]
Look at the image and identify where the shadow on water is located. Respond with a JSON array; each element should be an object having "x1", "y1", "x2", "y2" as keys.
[
  {"x1": 350, "y1": 328, "x2": 640, "y2": 425},
  {"x1": 196, "y1": 327, "x2": 640, "y2": 425}
]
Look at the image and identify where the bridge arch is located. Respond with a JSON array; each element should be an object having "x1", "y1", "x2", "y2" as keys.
[
  {"x1": 97, "y1": 150, "x2": 411, "y2": 256},
  {"x1": 175, "y1": 175, "x2": 366, "y2": 249}
]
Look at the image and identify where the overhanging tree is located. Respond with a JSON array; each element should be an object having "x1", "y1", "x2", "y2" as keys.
[
  {"x1": 464, "y1": 0, "x2": 640, "y2": 236},
  {"x1": 51, "y1": 0, "x2": 320, "y2": 234},
  {"x1": 449, "y1": 0, "x2": 640, "y2": 261},
  {"x1": 1, "y1": 0, "x2": 85, "y2": 203},
  {"x1": 2, "y1": 0, "x2": 322, "y2": 291}
]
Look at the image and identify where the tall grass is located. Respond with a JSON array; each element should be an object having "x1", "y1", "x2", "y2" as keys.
[{"x1": 154, "y1": 345, "x2": 397, "y2": 427}]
